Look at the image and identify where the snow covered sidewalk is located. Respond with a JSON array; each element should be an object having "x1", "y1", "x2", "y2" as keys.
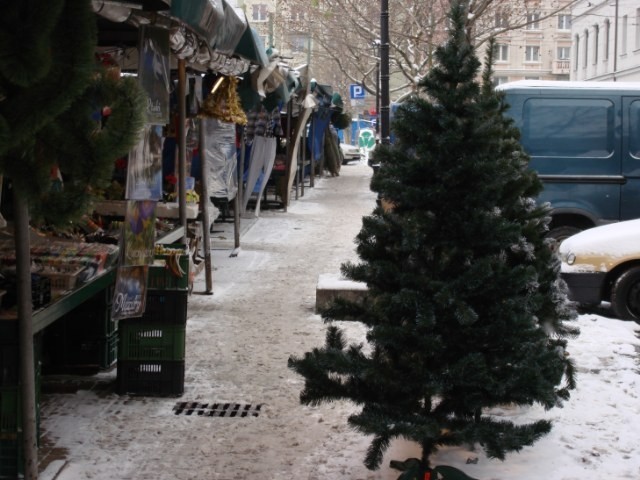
[{"x1": 39, "y1": 161, "x2": 640, "y2": 480}]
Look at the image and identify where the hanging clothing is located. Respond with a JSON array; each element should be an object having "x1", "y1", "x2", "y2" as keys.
[{"x1": 242, "y1": 135, "x2": 277, "y2": 215}]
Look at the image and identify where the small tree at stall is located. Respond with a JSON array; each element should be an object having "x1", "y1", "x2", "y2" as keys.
[
  {"x1": 0, "y1": 1, "x2": 145, "y2": 477},
  {"x1": 288, "y1": 1, "x2": 578, "y2": 478}
]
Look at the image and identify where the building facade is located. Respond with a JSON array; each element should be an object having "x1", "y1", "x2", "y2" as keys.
[
  {"x1": 571, "y1": 0, "x2": 640, "y2": 81},
  {"x1": 491, "y1": 0, "x2": 574, "y2": 85}
]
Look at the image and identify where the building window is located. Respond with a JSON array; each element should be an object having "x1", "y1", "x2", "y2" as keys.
[
  {"x1": 493, "y1": 76, "x2": 509, "y2": 86},
  {"x1": 526, "y1": 12, "x2": 540, "y2": 30},
  {"x1": 583, "y1": 30, "x2": 589, "y2": 68},
  {"x1": 593, "y1": 25, "x2": 599, "y2": 64},
  {"x1": 252, "y1": 4, "x2": 268, "y2": 22},
  {"x1": 621, "y1": 15, "x2": 628, "y2": 54},
  {"x1": 574, "y1": 35, "x2": 580, "y2": 71},
  {"x1": 557, "y1": 14, "x2": 571, "y2": 30},
  {"x1": 604, "y1": 19, "x2": 610, "y2": 61},
  {"x1": 493, "y1": 43, "x2": 509, "y2": 61},
  {"x1": 636, "y1": 8, "x2": 640, "y2": 50},
  {"x1": 557, "y1": 46, "x2": 571, "y2": 60},
  {"x1": 495, "y1": 10, "x2": 508, "y2": 29},
  {"x1": 290, "y1": 9, "x2": 305, "y2": 22},
  {"x1": 525, "y1": 45, "x2": 540, "y2": 62}
]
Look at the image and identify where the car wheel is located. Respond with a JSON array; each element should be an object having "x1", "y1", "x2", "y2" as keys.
[
  {"x1": 546, "y1": 226, "x2": 583, "y2": 252},
  {"x1": 610, "y1": 267, "x2": 640, "y2": 320}
]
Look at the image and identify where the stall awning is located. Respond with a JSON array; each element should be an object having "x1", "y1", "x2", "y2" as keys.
[
  {"x1": 213, "y1": 2, "x2": 247, "y2": 55},
  {"x1": 234, "y1": 27, "x2": 269, "y2": 67},
  {"x1": 170, "y1": 0, "x2": 224, "y2": 47}
]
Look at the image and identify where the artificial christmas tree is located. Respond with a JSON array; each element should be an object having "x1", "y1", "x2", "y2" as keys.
[{"x1": 288, "y1": 1, "x2": 579, "y2": 477}]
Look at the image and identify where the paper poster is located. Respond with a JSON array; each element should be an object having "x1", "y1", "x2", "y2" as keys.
[
  {"x1": 122, "y1": 200, "x2": 156, "y2": 266},
  {"x1": 111, "y1": 266, "x2": 148, "y2": 320},
  {"x1": 126, "y1": 124, "x2": 163, "y2": 200},
  {"x1": 138, "y1": 26, "x2": 171, "y2": 125}
]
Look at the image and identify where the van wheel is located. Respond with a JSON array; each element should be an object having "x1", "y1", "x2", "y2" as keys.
[
  {"x1": 610, "y1": 267, "x2": 640, "y2": 321},
  {"x1": 546, "y1": 226, "x2": 582, "y2": 252}
]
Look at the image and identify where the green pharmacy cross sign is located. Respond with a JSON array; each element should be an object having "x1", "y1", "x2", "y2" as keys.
[{"x1": 358, "y1": 128, "x2": 376, "y2": 150}]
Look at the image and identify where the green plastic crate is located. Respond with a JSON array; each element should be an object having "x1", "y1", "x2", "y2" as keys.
[
  {"x1": 118, "y1": 323, "x2": 185, "y2": 361},
  {"x1": 0, "y1": 386, "x2": 21, "y2": 479},
  {"x1": 148, "y1": 252, "x2": 189, "y2": 291}
]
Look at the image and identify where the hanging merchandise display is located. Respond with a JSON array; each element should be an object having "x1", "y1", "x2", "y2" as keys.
[
  {"x1": 199, "y1": 75, "x2": 247, "y2": 125},
  {"x1": 138, "y1": 26, "x2": 171, "y2": 125},
  {"x1": 202, "y1": 118, "x2": 238, "y2": 201},
  {"x1": 125, "y1": 125, "x2": 164, "y2": 200},
  {"x1": 242, "y1": 105, "x2": 283, "y2": 214},
  {"x1": 112, "y1": 25, "x2": 171, "y2": 321}
]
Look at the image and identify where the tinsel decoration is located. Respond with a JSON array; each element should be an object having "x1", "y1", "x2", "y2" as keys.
[{"x1": 199, "y1": 76, "x2": 247, "y2": 125}]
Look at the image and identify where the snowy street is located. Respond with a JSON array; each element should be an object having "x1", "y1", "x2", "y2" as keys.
[{"x1": 39, "y1": 161, "x2": 640, "y2": 480}]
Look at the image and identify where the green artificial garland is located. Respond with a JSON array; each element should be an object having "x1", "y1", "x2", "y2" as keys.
[{"x1": 27, "y1": 70, "x2": 147, "y2": 226}]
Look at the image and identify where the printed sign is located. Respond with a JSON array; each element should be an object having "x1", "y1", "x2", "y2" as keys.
[{"x1": 349, "y1": 84, "x2": 365, "y2": 100}]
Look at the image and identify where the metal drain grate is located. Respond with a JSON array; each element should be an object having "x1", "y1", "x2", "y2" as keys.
[{"x1": 173, "y1": 402, "x2": 263, "y2": 418}]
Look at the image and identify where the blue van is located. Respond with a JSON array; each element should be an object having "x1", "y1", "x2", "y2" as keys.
[{"x1": 498, "y1": 80, "x2": 640, "y2": 243}]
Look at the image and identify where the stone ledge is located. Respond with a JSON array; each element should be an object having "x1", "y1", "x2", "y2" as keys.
[{"x1": 315, "y1": 273, "x2": 368, "y2": 313}]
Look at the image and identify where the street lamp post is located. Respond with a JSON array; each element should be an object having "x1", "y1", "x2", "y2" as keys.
[
  {"x1": 380, "y1": 0, "x2": 390, "y2": 145},
  {"x1": 372, "y1": 39, "x2": 380, "y2": 137}
]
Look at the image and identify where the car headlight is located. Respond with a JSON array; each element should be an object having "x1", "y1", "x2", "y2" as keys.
[{"x1": 564, "y1": 252, "x2": 576, "y2": 265}]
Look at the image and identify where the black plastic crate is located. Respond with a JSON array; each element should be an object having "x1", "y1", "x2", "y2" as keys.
[
  {"x1": 118, "y1": 323, "x2": 185, "y2": 361},
  {"x1": 116, "y1": 360, "x2": 184, "y2": 396},
  {"x1": 0, "y1": 273, "x2": 51, "y2": 311},
  {"x1": 1, "y1": 334, "x2": 42, "y2": 387},
  {"x1": 0, "y1": 345, "x2": 18, "y2": 387},
  {"x1": 0, "y1": 436, "x2": 21, "y2": 479},
  {"x1": 66, "y1": 285, "x2": 117, "y2": 337},
  {"x1": 0, "y1": 321, "x2": 17, "y2": 346},
  {"x1": 0, "y1": 383, "x2": 41, "y2": 480},
  {"x1": 1, "y1": 387, "x2": 24, "y2": 480},
  {"x1": 42, "y1": 330, "x2": 117, "y2": 373},
  {"x1": 139, "y1": 290, "x2": 188, "y2": 325}
]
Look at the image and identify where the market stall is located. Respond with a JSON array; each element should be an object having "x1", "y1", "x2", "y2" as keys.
[{"x1": 0, "y1": 0, "x2": 272, "y2": 476}]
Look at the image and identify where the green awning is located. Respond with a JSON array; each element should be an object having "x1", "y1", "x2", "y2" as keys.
[
  {"x1": 170, "y1": 0, "x2": 224, "y2": 46},
  {"x1": 234, "y1": 27, "x2": 269, "y2": 67},
  {"x1": 213, "y1": 1, "x2": 247, "y2": 55}
]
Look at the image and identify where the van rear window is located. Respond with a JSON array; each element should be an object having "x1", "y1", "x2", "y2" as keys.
[{"x1": 522, "y1": 98, "x2": 614, "y2": 158}]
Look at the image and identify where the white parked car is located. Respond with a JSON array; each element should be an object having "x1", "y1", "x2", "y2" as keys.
[
  {"x1": 558, "y1": 219, "x2": 640, "y2": 320},
  {"x1": 339, "y1": 143, "x2": 361, "y2": 164}
]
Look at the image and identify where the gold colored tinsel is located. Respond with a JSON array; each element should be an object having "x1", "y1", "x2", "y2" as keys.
[{"x1": 198, "y1": 76, "x2": 247, "y2": 125}]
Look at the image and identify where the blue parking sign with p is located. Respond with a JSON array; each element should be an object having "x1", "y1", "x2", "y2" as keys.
[{"x1": 350, "y1": 84, "x2": 365, "y2": 100}]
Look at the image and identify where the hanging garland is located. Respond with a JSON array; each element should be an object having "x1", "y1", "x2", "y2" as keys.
[{"x1": 22, "y1": 67, "x2": 147, "y2": 226}]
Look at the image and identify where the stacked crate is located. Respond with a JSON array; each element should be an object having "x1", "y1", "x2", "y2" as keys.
[
  {"x1": 116, "y1": 247, "x2": 189, "y2": 396},
  {"x1": 0, "y1": 321, "x2": 41, "y2": 480},
  {"x1": 42, "y1": 284, "x2": 117, "y2": 374}
]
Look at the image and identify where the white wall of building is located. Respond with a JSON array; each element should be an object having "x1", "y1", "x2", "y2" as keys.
[{"x1": 571, "y1": 0, "x2": 640, "y2": 81}]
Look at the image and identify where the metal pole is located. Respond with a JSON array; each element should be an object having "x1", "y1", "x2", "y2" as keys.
[
  {"x1": 380, "y1": 0, "x2": 390, "y2": 145},
  {"x1": 198, "y1": 119, "x2": 213, "y2": 294},
  {"x1": 178, "y1": 59, "x2": 187, "y2": 241},
  {"x1": 233, "y1": 126, "x2": 242, "y2": 249},
  {"x1": 374, "y1": 41, "x2": 380, "y2": 136},
  {"x1": 285, "y1": 99, "x2": 293, "y2": 211},
  {"x1": 310, "y1": 117, "x2": 315, "y2": 187},
  {"x1": 15, "y1": 195, "x2": 38, "y2": 480}
]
